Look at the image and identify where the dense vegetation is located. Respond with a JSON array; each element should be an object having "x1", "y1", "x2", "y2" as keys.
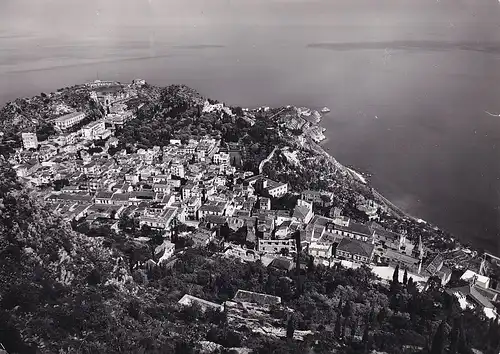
[{"x1": 0, "y1": 158, "x2": 498, "y2": 354}]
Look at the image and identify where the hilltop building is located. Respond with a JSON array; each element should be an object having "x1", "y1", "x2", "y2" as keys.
[
  {"x1": 21, "y1": 132, "x2": 38, "y2": 150},
  {"x1": 81, "y1": 120, "x2": 106, "y2": 140},
  {"x1": 54, "y1": 112, "x2": 86, "y2": 130},
  {"x1": 87, "y1": 80, "x2": 117, "y2": 89}
]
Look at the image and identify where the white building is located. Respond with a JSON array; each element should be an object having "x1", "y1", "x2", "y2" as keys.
[
  {"x1": 87, "y1": 80, "x2": 117, "y2": 88},
  {"x1": 21, "y1": 132, "x2": 38, "y2": 149},
  {"x1": 132, "y1": 79, "x2": 146, "y2": 86},
  {"x1": 257, "y1": 178, "x2": 288, "y2": 198},
  {"x1": 292, "y1": 199, "x2": 314, "y2": 224},
  {"x1": 171, "y1": 162, "x2": 185, "y2": 178},
  {"x1": 54, "y1": 112, "x2": 86, "y2": 130},
  {"x1": 155, "y1": 240, "x2": 176, "y2": 264},
  {"x1": 81, "y1": 120, "x2": 106, "y2": 140},
  {"x1": 213, "y1": 151, "x2": 230, "y2": 165},
  {"x1": 258, "y1": 238, "x2": 296, "y2": 254},
  {"x1": 178, "y1": 294, "x2": 223, "y2": 312},
  {"x1": 308, "y1": 242, "x2": 333, "y2": 259}
]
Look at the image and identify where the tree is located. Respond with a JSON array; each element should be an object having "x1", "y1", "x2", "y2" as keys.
[
  {"x1": 307, "y1": 255, "x2": 315, "y2": 273},
  {"x1": 53, "y1": 178, "x2": 70, "y2": 191},
  {"x1": 286, "y1": 316, "x2": 295, "y2": 339},
  {"x1": 334, "y1": 314, "x2": 342, "y2": 339},
  {"x1": 342, "y1": 301, "x2": 352, "y2": 319},
  {"x1": 293, "y1": 230, "x2": 303, "y2": 296},
  {"x1": 403, "y1": 269, "x2": 408, "y2": 285},
  {"x1": 36, "y1": 122, "x2": 56, "y2": 141},
  {"x1": 449, "y1": 318, "x2": 460, "y2": 354},
  {"x1": 407, "y1": 277, "x2": 414, "y2": 290},
  {"x1": 391, "y1": 264, "x2": 400, "y2": 293},
  {"x1": 430, "y1": 320, "x2": 446, "y2": 354},
  {"x1": 377, "y1": 307, "x2": 387, "y2": 325},
  {"x1": 337, "y1": 299, "x2": 343, "y2": 313},
  {"x1": 362, "y1": 319, "x2": 371, "y2": 353},
  {"x1": 392, "y1": 264, "x2": 400, "y2": 284},
  {"x1": 233, "y1": 106, "x2": 244, "y2": 117},
  {"x1": 175, "y1": 340, "x2": 194, "y2": 354},
  {"x1": 350, "y1": 319, "x2": 358, "y2": 341},
  {"x1": 487, "y1": 317, "x2": 500, "y2": 352}
]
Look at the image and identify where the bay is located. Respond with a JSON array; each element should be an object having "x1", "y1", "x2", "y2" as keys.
[{"x1": 1, "y1": 0, "x2": 500, "y2": 253}]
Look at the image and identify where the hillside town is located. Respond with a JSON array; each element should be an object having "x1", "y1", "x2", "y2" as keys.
[{"x1": 5, "y1": 79, "x2": 500, "y2": 344}]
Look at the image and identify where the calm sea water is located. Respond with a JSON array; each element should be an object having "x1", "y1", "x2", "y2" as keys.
[{"x1": 1, "y1": 0, "x2": 500, "y2": 253}]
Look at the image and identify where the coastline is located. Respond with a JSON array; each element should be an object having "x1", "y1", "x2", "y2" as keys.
[{"x1": 300, "y1": 107, "x2": 426, "y2": 224}]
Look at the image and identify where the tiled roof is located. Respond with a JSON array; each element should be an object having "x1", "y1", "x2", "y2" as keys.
[
  {"x1": 293, "y1": 205, "x2": 310, "y2": 221},
  {"x1": 95, "y1": 191, "x2": 113, "y2": 199},
  {"x1": 233, "y1": 289, "x2": 282, "y2": 306},
  {"x1": 199, "y1": 204, "x2": 225, "y2": 213},
  {"x1": 336, "y1": 222, "x2": 372, "y2": 237},
  {"x1": 178, "y1": 294, "x2": 223, "y2": 311},
  {"x1": 425, "y1": 254, "x2": 444, "y2": 274},
  {"x1": 266, "y1": 179, "x2": 286, "y2": 190},
  {"x1": 447, "y1": 285, "x2": 494, "y2": 309},
  {"x1": 269, "y1": 257, "x2": 294, "y2": 271},
  {"x1": 337, "y1": 238, "x2": 374, "y2": 258},
  {"x1": 312, "y1": 215, "x2": 336, "y2": 227},
  {"x1": 205, "y1": 215, "x2": 227, "y2": 224},
  {"x1": 275, "y1": 209, "x2": 291, "y2": 217},
  {"x1": 111, "y1": 193, "x2": 130, "y2": 201},
  {"x1": 374, "y1": 228, "x2": 401, "y2": 242}
]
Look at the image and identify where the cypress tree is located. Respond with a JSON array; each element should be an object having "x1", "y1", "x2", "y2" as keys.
[
  {"x1": 334, "y1": 314, "x2": 342, "y2": 339},
  {"x1": 286, "y1": 317, "x2": 295, "y2": 339},
  {"x1": 337, "y1": 299, "x2": 343, "y2": 313},
  {"x1": 307, "y1": 255, "x2": 315, "y2": 273},
  {"x1": 449, "y1": 318, "x2": 460, "y2": 354},
  {"x1": 391, "y1": 264, "x2": 400, "y2": 293},
  {"x1": 403, "y1": 269, "x2": 408, "y2": 285},
  {"x1": 368, "y1": 308, "x2": 375, "y2": 324},
  {"x1": 393, "y1": 264, "x2": 400, "y2": 284},
  {"x1": 362, "y1": 321, "x2": 371, "y2": 354},
  {"x1": 489, "y1": 317, "x2": 500, "y2": 353},
  {"x1": 294, "y1": 230, "x2": 302, "y2": 296},
  {"x1": 457, "y1": 316, "x2": 469, "y2": 353},
  {"x1": 342, "y1": 318, "x2": 348, "y2": 339},
  {"x1": 350, "y1": 319, "x2": 358, "y2": 341},
  {"x1": 362, "y1": 320, "x2": 370, "y2": 344},
  {"x1": 342, "y1": 301, "x2": 352, "y2": 318},
  {"x1": 377, "y1": 307, "x2": 387, "y2": 325},
  {"x1": 430, "y1": 320, "x2": 446, "y2": 354},
  {"x1": 487, "y1": 317, "x2": 498, "y2": 349}
]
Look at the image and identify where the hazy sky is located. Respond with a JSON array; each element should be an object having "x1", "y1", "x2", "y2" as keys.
[{"x1": 2, "y1": 0, "x2": 499, "y2": 43}]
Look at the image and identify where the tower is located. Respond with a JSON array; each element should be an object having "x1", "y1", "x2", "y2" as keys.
[
  {"x1": 418, "y1": 234, "x2": 424, "y2": 259},
  {"x1": 417, "y1": 234, "x2": 424, "y2": 275}
]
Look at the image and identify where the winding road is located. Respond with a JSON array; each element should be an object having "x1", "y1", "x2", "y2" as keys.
[{"x1": 259, "y1": 146, "x2": 278, "y2": 174}]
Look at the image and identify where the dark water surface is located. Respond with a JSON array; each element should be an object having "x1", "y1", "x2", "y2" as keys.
[{"x1": 1, "y1": 0, "x2": 500, "y2": 253}]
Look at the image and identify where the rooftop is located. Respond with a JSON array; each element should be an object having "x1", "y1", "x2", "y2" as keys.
[
  {"x1": 54, "y1": 111, "x2": 85, "y2": 122},
  {"x1": 268, "y1": 257, "x2": 294, "y2": 271},
  {"x1": 336, "y1": 222, "x2": 372, "y2": 237},
  {"x1": 446, "y1": 285, "x2": 494, "y2": 309},
  {"x1": 178, "y1": 294, "x2": 223, "y2": 311},
  {"x1": 233, "y1": 289, "x2": 282, "y2": 306},
  {"x1": 337, "y1": 238, "x2": 374, "y2": 258}
]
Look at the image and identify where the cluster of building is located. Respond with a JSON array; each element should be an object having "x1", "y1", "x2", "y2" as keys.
[
  {"x1": 11, "y1": 79, "x2": 480, "y2": 315},
  {"x1": 11, "y1": 81, "x2": 140, "y2": 186}
]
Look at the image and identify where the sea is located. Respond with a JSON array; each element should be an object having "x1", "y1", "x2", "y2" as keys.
[{"x1": 1, "y1": 0, "x2": 500, "y2": 254}]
